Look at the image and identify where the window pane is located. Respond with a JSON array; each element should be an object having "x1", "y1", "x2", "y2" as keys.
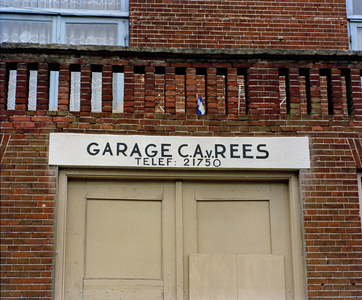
[
  {"x1": 28, "y1": 70, "x2": 38, "y2": 111},
  {"x1": 81, "y1": 0, "x2": 120, "y2": 11},
  {"x1": 40, "y1": 0, "x2": 79, "y2": 9},
  {"x1": 91, "y1": 72, "x2": 102, "y2": 112},
  {"x1": 353, "y1": 0, "x2": 362, "y2": 15},
  {"x1": 1, "y1": 0, "x2": 37, "y2": 8},
  {"x1": 113, "y1": 72, "x2": 124, "y2": 113},
  {"x1": 65, "y1": 23, "x2": 117, "y2": 45},
  {"x1": 358, "y1": 27, "x2": 362, "y2": 50},
  {"x1": 0, "y1": 20, "x2": 52, "y2": 43},
  {"x1": 70, "y1": 71, "x2": 81, "y2": 111},
  {"x1": 3, "y1": 0, "x2": 127, "y2": 10},
  {"x1": 7, "y1": 70, "x2": 17, "y2": 110},
  {"x1": 49, "y1": 70, "x2": 59, "y2": 111}
]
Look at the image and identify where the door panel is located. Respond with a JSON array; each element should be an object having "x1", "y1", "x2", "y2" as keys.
[
  {"x1": 189, "y1": 254, "x2": 238, "y2": 300},
  {"x1": 85, "y1": 199, "x2": 162, "y2": 279},
  {"x1": 189, "y1": 253, "x2": 286, "y2": 300},
  {"x1": 82, "y1": 279, "x2": 164, "y2": 300},
  {"x1": 197, "y1": 200, "x2": 271, "y2": 254},
  {"x1": 237, "y1": 254, "x2": 285, "y2": 300},
  {"x1": 183, "y1": 181, "x2": 293, "y2": 300},
  {"x1": 64, "y1": 180, "x2": 175, "y2": 300}
]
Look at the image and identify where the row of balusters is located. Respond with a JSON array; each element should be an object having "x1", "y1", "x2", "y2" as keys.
[{"x1": 1, "y1": 62, "x2": 361, "y2": 116}]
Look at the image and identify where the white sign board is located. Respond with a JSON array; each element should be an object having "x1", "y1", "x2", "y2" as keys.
[{"x1": 49, "y1": 133, "x2": 310, "y2": 169}]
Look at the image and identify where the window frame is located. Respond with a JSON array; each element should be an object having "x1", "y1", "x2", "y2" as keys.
[
  {"x1": 349, "y1": 21, "x2": 362, "y2": 50},
  {"x1": 0, "y1": 0, "x2": 129, "y2": 17},
  {"x1": 346, "y1": 0, "x2": 362, "y2": 50},
  {"x1": 0, "y1": 13, "x2": 58, "y2": 43},
  {"x1": 59, "y1": 16, "x2": 128, "y2": 46},
  {"x1": 0, "y1": 0, "x2": 129, "y2": 46},
  {"x1": 0, "y1": 13, "x2": 129, "y2": 45}
]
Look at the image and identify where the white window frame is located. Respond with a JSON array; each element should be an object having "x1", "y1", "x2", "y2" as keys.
[
  {"x1": 0, "y1": 14, "x2": 58, "y2": 43},
  {"x1": 0, "y1": 0, "x2": 129, "y2": 17},
  {"x1": 0, "y1": 0, "x2": 129, "y2": 46},
  {"x1": 59, "y1": 16, "x2": 128, "y2": 46},
  {"x1": 349, "y1": 21, "x2": 362, "y2": 50},
  {"x1": 346, "y1": 0, "x2": 362, "y2": 50},
  {"x1": 0, "y1": 14, "x2": 129, "y2": 46}
]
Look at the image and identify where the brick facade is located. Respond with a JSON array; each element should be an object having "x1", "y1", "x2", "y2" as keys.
[
  {"x1": 129, "y1": 0, "x2": 349, "y2": 50},
  {"x1": 1, "y1": 45, "x2": 362, "y2": 299}
]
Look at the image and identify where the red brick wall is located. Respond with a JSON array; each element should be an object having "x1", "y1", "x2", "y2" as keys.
[
  {"x1": 129, "y1": 0, "x2": 349, "y2": 50},
  {"x1": 1, "y1": 47, "x2": 362, "y2": 299}
]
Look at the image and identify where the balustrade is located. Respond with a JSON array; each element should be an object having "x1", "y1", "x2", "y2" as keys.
[{"x1": 1, "y1": 45, "x2": 361, "y2": 117}]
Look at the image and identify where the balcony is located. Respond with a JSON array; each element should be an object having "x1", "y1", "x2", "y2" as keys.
[{"x1": 1, "y1": 43, "x2": 362, "y2": 120}]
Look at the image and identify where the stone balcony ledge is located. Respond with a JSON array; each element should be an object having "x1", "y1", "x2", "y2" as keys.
[{"x1": 2, "y1": 42, "x2": 362, "y2": 59}]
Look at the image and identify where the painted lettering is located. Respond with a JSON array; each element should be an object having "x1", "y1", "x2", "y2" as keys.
[
  {"x1": 117, "y1": 143, "x2": 127, "y2": 156},
  {"x1": 178, "y1": 144, "x2": 188, "y2": 157},
  {"x1": 130, "y1": 143, "x2": 142, "y2": 157},
  {"x1": 86, "y1": 140, "x2": 270, "y2": 166},
  {"x1": 87, "y1": 142, "x2": 100, "y2": 155},
  {"x1": 193, "y1": 144, "x2": 203, "y2": 158},
  {"x1": 256, "y1": 144, "x2": 269, "y2": 159},
  {"x1": 145, "y1": 144, "x2": 157, "y2": 157},
  {"x1": 215, "y1": 144, "x2": 226, "y2": 158},
  {"x1": 205, "y1": 149, "x2": 213, "y2": 158},
  {"x1": 230, "y1": 144, "x2": 240, "y2": 158},
  {"x1": 102, "y1": 142, "x2": 113, "y2": 156},
  {"x1": 242, "y1": 144, "x2": 253, "y2": 159},
  {"x1": 161, "y1": 144, "x2": 172, "y2": 157}
]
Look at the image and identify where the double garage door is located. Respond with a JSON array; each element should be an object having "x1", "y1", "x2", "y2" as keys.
[{"x1": 56, "y1": 173, "x2": 305, "y2": 300}]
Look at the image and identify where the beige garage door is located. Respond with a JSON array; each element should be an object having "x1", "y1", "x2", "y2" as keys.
[
  {"x1": 60, "y1": 177, "x2": 303, "y2": 300},
  {"x1": 183, "y1": 181, "x2": 293, "y2": 300},
  {"x1": 64, "y1": 180, "x2": 176, "y2": 299}
]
